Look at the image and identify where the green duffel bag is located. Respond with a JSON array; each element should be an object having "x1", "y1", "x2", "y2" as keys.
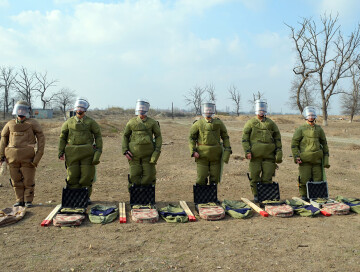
[
  {"x1": 285, "y1": 199, "x2": 320, "y2": 217},
  {"x1": 221, "y1": 199, "x2": 253, "y2": 219},
  {"x1": 159, "y1": 204, "x2": 188, "y2": 223},
  {"x1": 335, "y1": 196, "x2": 360, "y2": 214},
  {"x1": 88, "y1": 204, "x2": 118, "y2": 224}
]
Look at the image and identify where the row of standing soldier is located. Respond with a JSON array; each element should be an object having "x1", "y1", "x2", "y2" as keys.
[{"x1": 0, "y1": 98, "x2": 329, "y2": 207}]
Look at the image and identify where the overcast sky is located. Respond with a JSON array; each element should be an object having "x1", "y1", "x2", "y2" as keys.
[{"x1": 0, "y1": 0, "x2": 359, "y2": 113}]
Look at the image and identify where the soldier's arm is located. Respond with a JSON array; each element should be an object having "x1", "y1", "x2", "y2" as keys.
[
  {"x1": 91, "y1": 120, "x2": 103, "y2": 152},
  {"x1": 291, "y1": 127, "x2": 302, "y2": 163},
  {"x1": 121, "y1": 122, "x2": 132, "y2": 154},
  {"x1": 0, "y1": 123, "x2": 10, "y2": 159},
  {"x1": 272, "y1": 122, "x2": 282, "y2": 152},
  {"x1": 189, "y1": 121, "x2": 199, "y2": 156},
  {"x1": 319, "y1": 127, "x2": 329, "y2": 156},
  {"x1": 32, "y1": 121, "x2": 45, "y2": 166},
  {"x1": 58, "y1": 121, "x2": 69, "y2": 158},
  {"x1": 220, "y1": 121, "x2": 231, "y2": 150},
  {"x1": 242, "y1": 121, "x2": 252, "y2": 155},
  {"x1": 149, "y1": 121, "x2": 162, "y2": 164}
]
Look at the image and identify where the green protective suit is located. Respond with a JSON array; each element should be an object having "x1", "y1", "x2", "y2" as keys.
[
  {"x1": 242, "y1": 117, "x2": 282, "y2": 196},
  {"x1": 291, "y1": 123, "x2": 329, "y2": 197},
  {"x1": 58, "y1": 115, "x2": 102, "y2": 196},
  {"x1": 189, "y1": 117, "x2": 231, "y2": 185},
  {"x1": 122, "y1": 116, "x2": 162, "y2": 187}
]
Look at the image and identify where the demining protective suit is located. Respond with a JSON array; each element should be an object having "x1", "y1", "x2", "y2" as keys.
[
  {"x1": 189, "y1": 103, "x2": 232, "y2": 185},
  {"x1": 291, "y1": 106, "x2": 329, "y2": 197},
  {"x1": 58, "y1": 98, "x2": 102, "y2": 197},
  {"x1": 242, "y1": 100, "x2": 282, "y2": 196},
  {"x1": 122, "y1": 100, "x2": 162, "y2": 187},
  {"x1": 0, "y1": 101, "x2": 45, "y2": 206}
]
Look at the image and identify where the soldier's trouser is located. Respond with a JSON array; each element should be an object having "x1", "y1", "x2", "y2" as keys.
[
  {"x1": 249, "y1": 158, "x2": 276, "y2": 196},
  {"x1": 298, "y1": 163, "x2": 322, "y2": 197},
  {"x1": 9, "y1": 162, "x2": 36, "y2": 203},
  {"x1": 128, "y1": 156, "x2": 156, "y2": 187},
  {"x1": 196, "y1": 158, "x2": 221, "y2": 185},
  {"x1": 66, "y1": 155, "x2": 95, "y2": 196}
]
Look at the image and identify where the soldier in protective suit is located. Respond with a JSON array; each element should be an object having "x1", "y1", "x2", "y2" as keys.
[
  {"x1": 122, "y1": 99, "x2": 162, "y2": 187},
  {"x1": 242, "y1": 100, "x2": 282, "y2": 202},
  {"x1": 58, "y1": 98, "x2": 102, "y2": 202},
  {"x1": 189, "y1": 102, "x2": 232, "y2": 185},
  {"x1": 0, "y1": 101, "x2": 45, "y2": 207},
  {"x1": 291, "y1": 106, "x2": 329, "y2": 200}
]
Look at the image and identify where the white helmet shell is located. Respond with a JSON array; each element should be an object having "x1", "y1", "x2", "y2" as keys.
[
  {"x1": 12, "y1": 101, "x2": 31, "y2": 118},
  {"x1": 74, "y1": 98, "x2": 90, "y2": 112},
  {"x1": 202, "y1": 102, "x2": 216, "y2": 118},
  {"x1": 303, "y1": 106, "x2": 317, "y2": 120},
  {"x1": 135, "y1": 99, "x2": 150, "y2": 115},
  {"x1": 255, "y1": 99, "x2": 267, "y2": 116}
]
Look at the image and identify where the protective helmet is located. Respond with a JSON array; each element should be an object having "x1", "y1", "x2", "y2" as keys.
[
  {"x1": 202, "y1": 102, "x2": 216, "y2": 118},
  {"x1": 255, "y1": 99, "x2": 267, "y2": 116},
  {"x1": 12, "y1": 100, "x2": 31, "y2": 118},
  {"x1": 303, "y1": 106, "x2": 317, "y2": 120},
  {"x1": 74, "y1": 98, "x2": 90, "y2": 112},
  {"x1": 135, "y1": 99, "x2": 150, "y2": 116}
]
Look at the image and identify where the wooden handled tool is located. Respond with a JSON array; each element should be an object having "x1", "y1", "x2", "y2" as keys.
[
  {"x1": 41, "y1": 204, "x2": 62, "y2": 226},
  {"x1": 179, "y1": 201, "x2": 196, "y2": 222},
  {"x1": 292, "y1": 197, "x2": 331, "y2": 216},
  {"x1": 241, "y1": 198, "x2": 268, "y2": 217},
  {"x1": 119, "y1": 202, "x2": 126, "y2": 223}
]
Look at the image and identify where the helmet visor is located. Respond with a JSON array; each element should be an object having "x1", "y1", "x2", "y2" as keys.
[
  {"x1": 12, "y1": 104, "x2": 30, "y2": 118},
  {"x1": 135, "y1": 100, "x2": 150, "y2": 115},
  {"x1": 74, "y1": 99, "x2": 89, "y2": 112},
  {"x1": 202, "y1": 103, "x2": 216, "y2": 118},
  {"x1": 255, "y1": 100, "x2": 267, "y2": 115}
]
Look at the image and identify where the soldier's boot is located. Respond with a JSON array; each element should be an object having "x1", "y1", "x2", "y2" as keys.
[{"x1": 14, "y1": 202, "x2": 25, "y2": 207}]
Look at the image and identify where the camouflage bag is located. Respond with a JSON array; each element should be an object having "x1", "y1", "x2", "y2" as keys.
[
  {"x1": 131, "y1": 204, "x2": 159, "y2": 223},
  {"x1": 285, "y1": 199, "x2": 320, "y2": 217},
  {"x1": 335, "y1": 196, "x2": 360, "y2": 214},
  {"x1": 197, "y1": 202, "x2": 225, "y2": 221},
  {"x1": 159, "y1": 204, "x2": 188, "y2": 223},
  {"x1": 221, "y1": 199, "x2": 253, "y2": 219},
  {"x1": 53, "y1": 213, "x2": 85, "y2": 227},
  {"x1": 263, "y1": 200, "x2": 293, "y2": 218},
  {"x1": 312, "y1": 198, "x2": 350, "y2": 215},
  {"x1": 0, "y1": 206, "x2": 26, "y2": 227},
  {"x1": 89, "y1": 205, "x2": 118, "y2": 224}
]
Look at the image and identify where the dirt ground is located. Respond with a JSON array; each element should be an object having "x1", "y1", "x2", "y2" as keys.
[{"x1": 1, "y1": 114, "x2": 360, "y2": 272}]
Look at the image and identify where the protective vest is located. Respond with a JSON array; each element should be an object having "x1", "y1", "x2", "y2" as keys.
[
  {"x1": 189, "y1": 118, "x2": 231, "y2": 161},
  {"x1": 291, "y1": 123, "x2": 329, "y2": 164},
  {"x1": 122, "y1": 116, "x2": 162, "y2": 161},
  {"x1": 58, "y1": 116, "x2": 102, "y2": 158},
  {"x1": 242, "y1": 117, "x2": 282, "y2": 159},
  {"x1": 0, "y1": 119, "x2": 45, "y2": 165}
]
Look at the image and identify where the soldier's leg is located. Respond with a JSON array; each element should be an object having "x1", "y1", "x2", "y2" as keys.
[
  {"x1": 129, "y1": 158, "x2": 142, "y2": 186},
  {"x1": 141, "y1": 157, "x2": 156, "y2": 185},
  {"x1": 79, "y1": 155, "x2": 95, "y2": 196},
  {"x1": 9, "y1": 163, "x2": 24, "y2": 203},
  {"x1": 209, "y1": 160, "x2": 221, "y2": 184},
  {"x1": 249, "y1": 158, "x2": 262, "y2": 196},
  {"x1": 298, "y1": 163, "x2": 312, "y2": 197},
  {"x1": 312, "y1": 164, "x2": 323, "y2": 181},
  {"x1": 196, "y1": 158, "x2": 210, "y2": 185},
  {"x1": 261, "y1": 159, "x2": 276, "y2": 183},
  {"x1": 21, "y1": 163, "x2": 36, "y2": 203},
  {"x1": 66, "y1": 162, "x2": 81, "y2": 188}
]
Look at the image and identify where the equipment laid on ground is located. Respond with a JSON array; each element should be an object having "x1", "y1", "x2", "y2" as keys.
[
  {"x1": 306, "y1": 181, "x2": 329, "y2": 200},
  {"x1": 41, "y1": 204, "x2": 62, "y2": 226},
  {"x1": 119, "y1": 202, "x2": 126, "y2": 223},
  {"x1": 221, "y1": 199, "x2": 253, "y2": 219},
  {"x1": 241, "y1": 198, "x2": 268, "y2": 217},
  {"x1": 291, "y1": 197, "x2": 327, "y2": 217},
  {"x1": 130, "y1": 184, "x2": 158, "y2": 223},
  {"x1": 193, "y1": 184, "x2": 225, "y2": 220},
  {"x1": 0, "y1": 206, "x2": 27, "y2": 227},
  {"x1": 335, "y1": 196, "x2": 360, "y2": 214},
  {"x1": 262, "y1": 200, "x2": 294, "y2": 218},
  {"x1": 88, "y1": 204, "x2": 118, "y2": 224},
  {"x1": 310, "y1": 198, "x2": 350, "y2": 215},
  {"x1": 159, "y1": 204, "x2": 188, "y2": 223},
  {"x1": 179, "y1": 201, "x2": 196, "y2": 222},
  {"x1": 196, "y1": 203, "x2": 225, "y2": 220},
  {"x1": 131, "y1": 205, "x2": 159, "y2": 223},
  {"x1": 256, "y1": 182, "x2": 280, "y2": 203}
]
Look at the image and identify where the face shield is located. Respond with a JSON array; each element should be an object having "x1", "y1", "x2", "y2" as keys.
[
  {"x1": 135, "y1": 100, "x2": 150, "y2": 116},
  {"x1": 202, "y1": 103, "x2": 216, "y2": 118},
  {"x1": 303, "y1": 106, "x2": 317, "y2": 121},
  {"x1": 74, "y1": 98, "x2": 90, "y2": 113},
  {"x1": 255, "y1": 100, "x2": 267, "y2": 116},
  {"x1": 12, "y1": 103, "x2": 30, "y2": 118}
]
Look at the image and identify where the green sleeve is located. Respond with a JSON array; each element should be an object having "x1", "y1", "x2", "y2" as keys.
[
  {"x1": 152, "y1": 121, "x2": 162, "y2": 152},
  {"x1": 121, "y1": 121, "x2": 132, "y2": 154},
  {"x1": 91, "y1": 120, "x2": 103, "y2": 152},
  {"x1": 242, "y1": 121, "x2": 252, "y2": 155},
  {"x1": 291, "y1": 127, "x2": 303, "y2": 161},
  {"x1": 58, "y1": 121, "x2": 69, "y2": 158},
  {"x1": 272, "y1": 122, "x2": 282, "y2": 152},
  {"x1": 189, "y1": 121, "x2": 199, "y2": 156},
  {"x1": 319, "y1": 127, "x2": 329, "y2": 156},
  {"x1": 220, "y1": 121, "x2": 231, "y2": 151}
]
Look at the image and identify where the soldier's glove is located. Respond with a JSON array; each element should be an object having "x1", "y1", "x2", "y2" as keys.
[
  {"x1": 92, "y1": 150, "x2": 102, "y2": 165},
  {"x1": 124, "y1": 150, "x2": 133, "y2": 161},
  {"x1": 31, "y1": 162, "x2": 38, "y2": 167},
  {"x1": 323, "y1": 156, "x2": 330, "y2": 168},
  {"x1": 150, "y1": 150, "x2": 161, "y2": 164},
  {"x1": 222, "y1": 149, "x2": 232, "y2": 164},
  {"x1": 275, "y1": 150, "x2": 283, "y2": 164}
]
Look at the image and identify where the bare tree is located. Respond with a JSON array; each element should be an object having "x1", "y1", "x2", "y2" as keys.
[
  {"x1": 35, "y1": 71, "x2": 58, "y2": 109},
  {"x1": 55, "y1": 88, "x2": 76, "y2": 119},
  {"x1": 228, "y1": 85, "x2": 241, "y2": 116},
  {"x1": 184, "y1": 86, "x2": 205, "y2": 115},
  {"x1": 13, "y1": 67, "x2": 38, "y2": 106},
  {"x1": 247, "y1": 91, "x2": 264, "y2": 111},
  {"x1": 341, "y1": 61, "x2": 360, "y2": 122},
  {"x1": 287, "y1": 14, "x2": 360, "y2": 126},
  {"x1": 0, "y1": 66, "x2": 17, "y2": 117},
  {"x1": 205, "y1": 84, "x2": 217, "y2": 114},
  {"x1": 288, "y1": 78, "x2": 316, "y2": 112}
]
